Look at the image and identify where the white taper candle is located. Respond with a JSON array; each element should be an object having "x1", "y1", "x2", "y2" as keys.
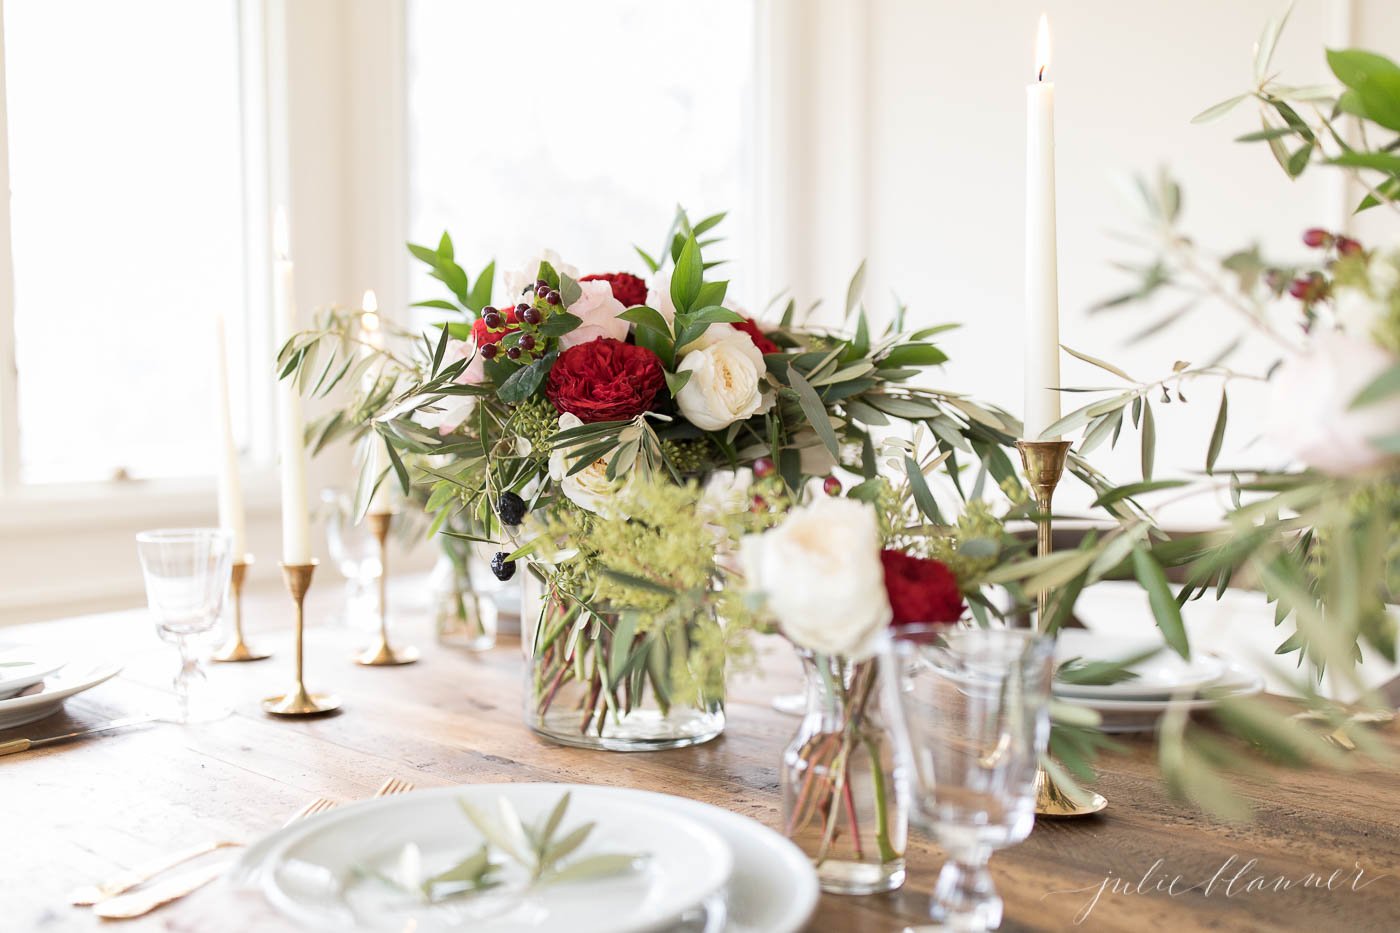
[{"x1": 1024, "y1": 14, "x2": 1061, "y2": 440}]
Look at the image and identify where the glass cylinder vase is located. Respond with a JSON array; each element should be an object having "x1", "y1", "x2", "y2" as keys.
[
  {"x1": 431, "y1": 549, "x2": 496, "y2": 653},
  {"x1": 781, "y1": 649, "x2": 908, "y2": 895},
  {"x1": 522, "y1": 571, "x2": 725, "y2": 751}
]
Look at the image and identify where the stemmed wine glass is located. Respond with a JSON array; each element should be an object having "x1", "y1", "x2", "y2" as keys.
[
  {"x1": 135, "y1": 528, "x2": 234, "y2": 723},
  {"x1": 321, "y1": 488, "x2": 382, "y2": 632},
  {"x1": 880, "y1": 626, "x2": 1054, "y2": 931}
]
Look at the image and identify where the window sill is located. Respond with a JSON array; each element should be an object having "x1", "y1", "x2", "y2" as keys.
[{"x1": 0, "y1": 469, "x2": 281, "y2": 533}]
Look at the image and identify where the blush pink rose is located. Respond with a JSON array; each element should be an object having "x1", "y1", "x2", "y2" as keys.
[{"x1": 559, "y1": 280, "x2": 629, "y2": 349}]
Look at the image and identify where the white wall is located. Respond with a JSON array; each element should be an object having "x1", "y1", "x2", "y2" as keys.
[{"x1": 783, "y1": 0, "x2": 1400, "y2": 523}]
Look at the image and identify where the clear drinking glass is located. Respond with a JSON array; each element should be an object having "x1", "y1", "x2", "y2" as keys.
[
  {"x1": 321, "y1": 488, "x2": 382, "y2": 631},
  {"x1": 881, "y1": 627, "x2": 1054, "y2": 932},
  {"x1": 135, "y1": 528, "x2": 234, "y2": 723}
]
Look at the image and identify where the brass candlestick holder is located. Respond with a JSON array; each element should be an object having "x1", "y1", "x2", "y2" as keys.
[
  {"x1": 354, "y1": 510, "x2": 418, "y2": 666},
  {"x1": 262, "y1": 560, "x2": 342, "y2": 717},
  {"x1": 1017, "y1": 439, "x2": 1107, "y2": 819},
  {"x1": 213, "y1": 556, "x2": 270, "y2": 663}
]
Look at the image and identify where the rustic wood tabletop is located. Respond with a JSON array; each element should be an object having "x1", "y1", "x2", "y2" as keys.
[{"x1": 3, "y1": 578, "x2": 1399, "y2": 932}]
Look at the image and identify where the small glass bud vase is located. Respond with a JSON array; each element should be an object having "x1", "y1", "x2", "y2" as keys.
[
  {"x1": 781, "y1": 649, "x2": 908, "y2": 895},
  {"x1": 432, "y1": 552, "x2": 496, "y2": 652}
]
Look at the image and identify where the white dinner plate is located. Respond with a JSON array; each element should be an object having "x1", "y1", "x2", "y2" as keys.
[
  {"x1": 0, "y1": 642, "x2": 67, "y2": 700},
  {"x1": 1056, "y1": 661, "x2": 1265, "y2": 733},
  {"x1": 0, "y1": 658, "x2": 123, "y2": 730},
  {"x1": 250, "y1": 783, "x2": 734, "y2": 933},
  {"x1": 232, "y1": 783, "x2": 818, "y2": 933},
  {"x1": 1053, "y1": 630, "x2": 1225, "y2": 700}
]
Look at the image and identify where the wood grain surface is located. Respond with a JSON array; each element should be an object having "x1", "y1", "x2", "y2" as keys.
[{"x1": 2, "y1": 577, "x2": 1398, "y2": 932}]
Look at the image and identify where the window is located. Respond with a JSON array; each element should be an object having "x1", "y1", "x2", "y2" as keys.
[
  {"x1": 1, "y1": 0, "x2": 249, "y2": 485},
  {"x1": 405, "y1": 0, "x2": 757, "y2": 304}
]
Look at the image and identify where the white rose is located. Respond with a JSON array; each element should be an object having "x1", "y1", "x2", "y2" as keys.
[
  {"x1": 675, "y1": 325, "x2": 773, "y2": 431},
  {"x1": 548, "y1": 413, "x2": 626, "y2": 514},
  {"x1": 559, "y1": 280, "x2": 629, "y2": 349},
  {"x1": 699, "y1": 467, "x2": 754, "y2": 519},
  {"x1": 504, "y1": 248, "x2": 577, "y2": 301},
  {"x1": 1267, "y1": 332, "x2": 1400, "y2": 475},
  {"x1": 741, "y1": 497, "x2": 891, "y2": 658},
  {"x1": 646, "y1": 268, "x2": 678, "y2": 324}
]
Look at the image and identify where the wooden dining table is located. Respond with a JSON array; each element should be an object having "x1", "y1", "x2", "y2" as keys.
[{"x1": 4, "y1": 577, "x2": 1400, "y2": 933}]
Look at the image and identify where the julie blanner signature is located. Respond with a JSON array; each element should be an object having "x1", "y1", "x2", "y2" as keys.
[{"x1": 1042, "y1": 856, "x2": 1389, "y2": 925}]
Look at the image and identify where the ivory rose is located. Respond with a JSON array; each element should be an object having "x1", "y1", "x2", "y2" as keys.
[
  {"x1": 646, "y1": 268, "x2": 678, "y2": 324},
  {"x1": 741, "y1": 497, "x2": 892, "y2": 658},
  {"x1": 547, "y1": 413, "x2": 627, "y2": 514},
  {"x1": 674, "y1": 325, "x2": 772, "y2": 431},
  {"x1": 1267, "y1": 331, "x2": 1400, "y2": 475},
  {"x1": 559, "y1": 280, "x2": 629, "y2": 349}
]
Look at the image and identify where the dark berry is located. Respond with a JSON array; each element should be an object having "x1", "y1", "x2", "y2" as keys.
[
  {"x1": 490, "y1": 551, "x2": 516, "y2": 581},
  {"x1": 751, "y1": 494, "x2": 767, "y2": 511},
  {"x1": 546, "y1": 290, "x2": 561, "y2": 305},
  {"x1": 521, "y1": 306, "x2": 542, "y2": 325},
  {"x1": 515, "y1": 302, "x2": 530, "y2": 315},
  {"x1": 536, "y1": 284, "x2": 550, "y2": 298},
  {"x1": 482, "y1": 305, "x2": 497, "y2": 317},
  {"x1": 497, "y1": 491, "x2": 526, "y2": 526},
  {"x1": 506, "y1": 346, "x2": 522, "y2": 360},
  {"x1": 520, "y1": 334, "x2": 537, "y2": 351},
  {"x1": 1302, "y1": 228, "x2": 1331, "y2": 249},
  {"x1": 753, "y1": 457, "x2": 775, "y2": 479},
  {"x1": 536, "y1": 278, "x2": 548, "y2": 289},
  {"x1": 479, "y1": 343, "x2": 498, "y2": 360},
  {"x1": 823, "y1": 476, "x2": 842, "y2": 496},
  {"x1": 1336, "y1": 235, "x2": 1363, "y2": 257},
  {"x1": 483, "y1": 311, "x2": 504, "y2": 329}
]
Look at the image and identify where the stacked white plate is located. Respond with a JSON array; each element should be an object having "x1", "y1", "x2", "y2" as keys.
[
  {"x1": 1053, "y1": 630, "x2": 1264, "y2": 733},
  {"x1": 0, "y1": 642, "x2": 122, "y2": 729},
  {"x1": 231, "y1": 783, "x2": 819, "y2": 933}
]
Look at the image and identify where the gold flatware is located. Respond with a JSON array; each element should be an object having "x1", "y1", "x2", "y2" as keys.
[
  {"x1": 69, "y1": 839, "x2": 240, "y2": 906},
  {"x1": 1, "y1": 716, "x2": 156, "y2": 757},
  {"x1": 374, "y1": 776, "x2": 415, "y2": 797},
  {"x1": 91, "y1": 861, "x2": 228, "y2": 919},
  {"x1": 75, "y1": 796, "x2": 338, "y2": 913}
]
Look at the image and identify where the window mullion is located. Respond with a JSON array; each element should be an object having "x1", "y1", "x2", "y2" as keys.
[{"x1": 0, "y1": 2, "x2": 21, "y2": 492}]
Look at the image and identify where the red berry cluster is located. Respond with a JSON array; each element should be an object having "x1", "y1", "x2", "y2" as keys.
[
  {"x1": 478, "y1": 278, "x2": 558, "y2": 363},
  {"x1": 1285, "y1": 228, "x2": 1365, "y2": 309}
]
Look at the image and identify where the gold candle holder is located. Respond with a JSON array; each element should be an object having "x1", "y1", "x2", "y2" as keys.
[
  {"x1": 213, "y1": 556, "x2": 270, "y2": 663},
  {"x1": 354, "y1": 511, "x2": 418, "y2": 666},
  {"x1": 262, "y1": 560, "x2": 342, "y2": 717},
  {"x1": 1017, "y1": 439, "x2": 1107, "y2": 818}
]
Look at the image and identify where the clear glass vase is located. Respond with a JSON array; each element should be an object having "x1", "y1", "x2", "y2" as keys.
[
  {"x1": 431, "y1": 550, "x2": 496, "y2": 652},
  {"x1": 522, "y1": 571, "x2": 725, "y2": 751},
  {"x1": 781, "y1": 649, "x2": 908, "y2": 895}
]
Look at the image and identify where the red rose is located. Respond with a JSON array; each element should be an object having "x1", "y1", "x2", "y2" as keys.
[
  {"x1": 546, "y1": 337, "x2": 665, "y2": 423},
  {"x1": 879, "y1": 550, "x2": 964, "y2": 625},
  {"x1": 472, "y1": 309, "x2": 519, "y2": 345},
  {"x1": 732, "y1": 317, "x2": 779, "y2": 355},
  {"x1": 580, "y1": 272, "x2": 648, "y2": 309}
]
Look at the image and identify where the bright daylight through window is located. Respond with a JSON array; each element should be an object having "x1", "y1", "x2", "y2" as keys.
[
  {"x1": 3, "y1": 0, "x2": 246, "y2": 485},
  {"x1": 406, "y1": 0, "x2": 757, "y2": 307}
]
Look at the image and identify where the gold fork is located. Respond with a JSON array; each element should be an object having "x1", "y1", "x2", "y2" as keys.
[
  {"x1": 374, "y1": 776, "x2": 415, "y2": 797},
  {"x1": 88, "y1": 795, "x2": 339, "y2": 920}
]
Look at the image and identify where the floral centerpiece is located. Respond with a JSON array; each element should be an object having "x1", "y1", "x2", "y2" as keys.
[{"x1": 279, "y1": 211, "x2": 1012, "y2": 751}]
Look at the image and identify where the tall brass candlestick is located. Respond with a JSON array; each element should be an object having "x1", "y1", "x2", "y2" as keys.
[
  {"x1": 213, "y1": 556, "x2": 270, "y2": 662},
  {"x1": 262, "y1": 561, "x2": 342, "y2": 716},
  {"x1": 1016, "y1": 439, "x2": 1107, "y2": 818},
  {"x1": 355, "y1": 511, "x2": 418, "y2": 666}
]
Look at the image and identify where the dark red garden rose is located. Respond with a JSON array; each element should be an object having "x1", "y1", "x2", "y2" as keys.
[
  {"x1": 732, "y1": 317, "x2": 779, "y2": 355},
  {"x1": 580, "y1": 272, "x2": 648, "y2": 309},
  {"x1": 879, "y1": 550, "x2": 964, "y2": 625},
  {"x1": 546, "y1": 337, "x2": 665, "y2": 423},
  {"x1": 472, "y1": 309, "x2": 519, "y2": 345}
]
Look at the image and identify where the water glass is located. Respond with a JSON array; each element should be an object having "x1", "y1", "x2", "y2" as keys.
[
  {"x1": 880, "y1": 626, "x2": 1054, "y2": 931},
  {"x1": 321, "y1": 488, "x2": 382, "y2": 632},
  {"x1": 135, "y1": 528, "x2": 234, "y2": 723}
]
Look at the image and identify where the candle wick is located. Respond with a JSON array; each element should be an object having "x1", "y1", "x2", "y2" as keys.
[{"x1": 1038, "y1": 65, "x2": 1046, "y2": 82}]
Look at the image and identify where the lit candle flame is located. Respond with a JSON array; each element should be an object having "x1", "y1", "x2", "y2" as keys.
[
  {"x1": 362, "y1": 289, "x2": 379, "y2": 314},
  {"x1": 273, "y1": 207, "x2": 291, "y2": 261},
  {"x1": 361, "y1": 289, "x2": 380, "y2": 335},
  {"x1": 1035, "y1": 14, "x2": 1051, "y2": 82}
]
